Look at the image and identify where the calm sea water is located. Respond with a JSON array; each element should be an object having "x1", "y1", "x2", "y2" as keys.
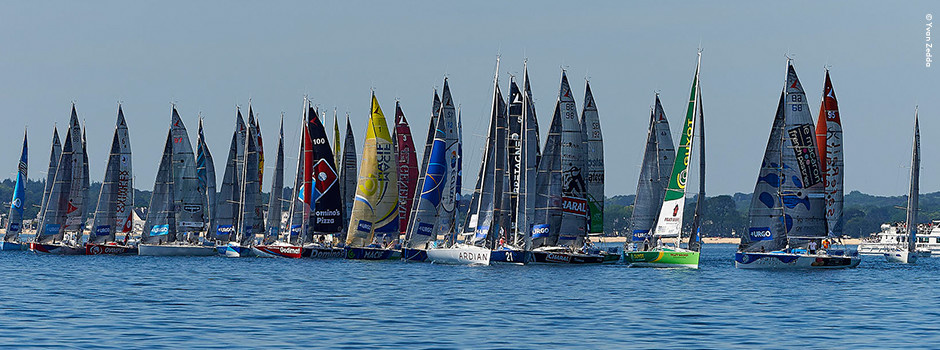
[{"x1": 0, "y1": 244, "x2": 936, "y2": 349}]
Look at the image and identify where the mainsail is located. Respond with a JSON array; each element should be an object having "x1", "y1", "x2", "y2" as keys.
[
  {"x1": 4, "y1": 130, "x2": 27, "y2": 241},
  {"x1": 340, "y1": 115, "x2": 358, "y2": 227},
  {"x1": 237, "y1": 116, "x2": 263, "y2": 246},
  {"x1": 143, "y1": 120, "x2": 177, "y2": 244},
  {"x1": 333, "y1": 109, "x2": 342, "y2": 175},
  {"x1": 688, "y1": 87, "x2": 706, "y2": 252},
  {"x1": 170, "y1": 107, "x2": 206, "y2": 241},
  {"x1": 906, "y1": 111, "x2": 920, "y2": 253},
  {"x1": 403, "y1": 109, "x2": 448, "y2": 249},
  {"x1": 345, "y1": 94, "x2": 399, "y2": 247},
  {"x1": 653, "y1": 56, "x2": 701, "y2": 240},
  {"x1": 196, "y1": 118, "x2": 217, "y2": 241},
  {"x1": 504, "y1": 79, "x2": 524, "y2": 243},
  {"x1": 629, "y1": 96, "x2": 675, "y2": 243},
  {"x1": 743, "y1": 62, "x2": 826, "y2": 252},
  {"x1": 515, "y1": 70, "x2": 540, "y2": 250},
  {"x1": 286, "y1": 102, "x2": 312, "y2": 244},
  {"x1": 435, "y1": 80, "x2": 459, "y2": 238},
  {"x1": 37, "y1": 127, "x2": 61, "y2": 224},
  {"x1": 532, "y1": 93, "x2": 563, "y2": 248},
  {"x1": 815, "y1": 70, "x2": 843, "y2": 237},
  {"x1": 90, "y1": 106, "x2": 134, "y2": 244},
  {"x1": 214, "y1": 111, "x2": 247, "y2": 242},
  {"x1": 581, "y1": 81, "x2": 604, "y2": 234},
  {"x1": 393, "y1": 102, "x2": 418, "y2": 236},
  {"x1": 463, "y1": 65, "x2": 507, "y2": 248},
  {"x1": 264, "y1": 117, "x2": 286, "y2": 244},
  {"x1": 523, "y1": 61, "x2": 542, "y2": 165},
  {"x1": 556, "y1": 72, "x2": 586, "y2": 246},
  {"x1": 36, "y1": 105, "x2": 85, "y2": 244},
  {"x1": 307, "y1": 104, "x2": 343, "y2": 237}
]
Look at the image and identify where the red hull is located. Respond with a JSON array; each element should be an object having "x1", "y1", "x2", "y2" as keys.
[{"x1": 253, "y1": 245, "x2": 304, "y2": 258}]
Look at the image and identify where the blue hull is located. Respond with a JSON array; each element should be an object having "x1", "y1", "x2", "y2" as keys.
[
  {"x1": 344, "y1": 246, "x2": 401, "y2": 260},
  {"x1": 0, "y1": 241, "x2": 26, "y2": 251},
  {"x1": 490, "y1": 249, "x2": 526, "y2": 264},
  {"x1": 401, "y1": 248, "x2": 428, "y2": 262},
  {"x1": 217, "y1": 245, "x2": 253, "y2": 257}
]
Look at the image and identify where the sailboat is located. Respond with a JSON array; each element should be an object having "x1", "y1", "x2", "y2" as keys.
[
  {"x1": 29, "y1": 127, "x2": 62, "y2": 251},
  {"x1": 527, "y1": 71, "x2": 602, "y2": 264},
  {"x1": 734, "y1": 61, "x2": 860, "y2": 269},
  {"x1": 429, "y1": 62, "x2": 511, "y2": 266},
  {"x1": 394, "y1": 102, "x2": 418, "y2": 241},
  {"x1": 196, "y1": 118, "x2": 218, "y2": 247},
  {"x1": 138, "y1": 107, "x2": 215, "y2": 256},
  {"x1": 623, "y1": 53, "x2": 704, "y2": 268},
  {"x1": 490, "y1": 76, "x2": 531, "y2": 264},
  {"x1": 219, "y1": 109, "x2": 264, "y2": 257},
  {"x1": 340, "y1": 113, "x2": 357, "y2": 230},
  {"x1": 85, "y1": 105, "x2": 136, "y2": 255},
  {"x1": 302, "y1": 103, "x2": 345, "y2": 258},
  {"x1": 257, "y1": 117, "x2": 285, "y2": 250},
  {"x1": 212, "y1": 109, "x2": 247, "y2": 244},
  {"x1": 344, "y1": 93, "x2": 401, "y2": 260},
  {"x1": 255, "y1": 102, "x2": 312, "y2": 258},
  {"x1": 581, "y1": 81, "x2": 606, "y2": 246},
  {"x1": 2, "y1": 129, "x2": 28, "y2": 251},
  {"x1": 886, "y1": 110, "x2": 920, "y2": 263},
  {"x1": 30, "y1": 104, "x2": 87, "y2": 255},
  {"x1": 403, "y1": 79, "x2": 460, "y2": 262}
]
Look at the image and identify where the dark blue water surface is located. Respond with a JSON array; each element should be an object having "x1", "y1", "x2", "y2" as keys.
[{"x1": 0, "y1": 244, "x2": 936, "y2": 349}]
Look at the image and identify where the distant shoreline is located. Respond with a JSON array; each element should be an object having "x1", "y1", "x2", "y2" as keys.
[{"x1": 593, "y1": 236, "x2": 863, "y2": 245}]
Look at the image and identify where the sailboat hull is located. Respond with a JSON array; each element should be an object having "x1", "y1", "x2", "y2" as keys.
[
  {"x1": 529, "y1": 250, "x2": 605, "y2": 264},
  {"x1": 490, "y1": 249, "x2": 526, "y2": 265},
  {"x1": 426, "y1": 245, "x2": 490, "y2": 265},
  {"x1": 138, "y1": 244, "x2": 217, "y2": 256},
  {"x1": 623, "y1": 250, "x2": 699, "y2": 268},
  {"x1": 217, "y1": 243, "x2": 254, "y2": 258},
  {"x1": 0, "y1": 241, "x2": 27, "y2": 251},
  {"x1": 344, "y1": 246, "x2": 400, "y2": 260},
  {"x1": 29, "y1": 242, "x2": 84, "y2": 255},
  {"x1": 84, "y1": 243, "x2": 136, "y2": 255},
  {"x1": 252, "y1": 244, "x2": 303, "y2": 258},
  {"x1": 400, "y1": 248, "x2": 429, "y2": 262},
  {"x1": 885, "y1": 250, "x2": 917, "y2": 264},
  {"x1": 303, "y1": 245, "x2": 345, "y2": 259},
  {"x1": 734, "y1": 251, "x2": 860, "y2": 269}
]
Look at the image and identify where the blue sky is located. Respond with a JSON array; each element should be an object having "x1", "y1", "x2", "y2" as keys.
[{"x1": 0, "y1": 1, "x2": 936, "y2": 196}]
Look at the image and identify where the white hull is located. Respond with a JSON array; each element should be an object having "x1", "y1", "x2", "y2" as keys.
[
  {"x1": 426, "y1": 244, "x2": 491, "y2": 265},
  {"x1": 734, "y1": 251, "x2": 860, "y2": 269},
  {"x1": 138, "y1": 244, "x2": 217, "y2": 256},
  {"x1": 885, "y1": 249, "x2": 917, "y2": 263}
]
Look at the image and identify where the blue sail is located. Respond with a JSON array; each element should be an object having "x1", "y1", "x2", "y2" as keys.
[{"x1": 4, "y1": 131, "x2": 27, "y2": 240}]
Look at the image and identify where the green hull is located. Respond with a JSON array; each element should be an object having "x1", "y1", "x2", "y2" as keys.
[{"x1": 622, "y1": 250, "x2": 700, "y2": 268}]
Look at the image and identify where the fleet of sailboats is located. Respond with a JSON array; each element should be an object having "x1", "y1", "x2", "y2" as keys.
[{"x1": 1, "y1": 56, "x2": 921, "y2": 272}]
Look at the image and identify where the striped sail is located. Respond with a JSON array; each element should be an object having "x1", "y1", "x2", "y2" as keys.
[
  {"x1": 4, "y1": 130, "x2": 27, "y2": 241},
  {"x1": 345, "y1": 94, "x2": 399, "y2": 247},
  {"x1": 743, "y1": 63, "x2": 826, "y2": 251},
  {"x1": 581, "y1": 81, "x2": 604, "y2": 234},
  {"x1": 340, "y1": 115, "x2": 357, "y2": 229},
  {"x1": 91, "y1": 106, "x2": 134, "y2": 243},
  {"x1": 237, "y1": 118, "x2": 263, "y2": 246},
  {"x1": 264, "y1": 117, "x2": 285, "y2": 244},
  {"x1": 404, "y1": 110, "x2": 448, "y2": 249},
  {"x1": 214, "y1": 112, "x2": 247, "y2": 242},
  {"x1": 815, "y1": 70, "x2": 843, "y2": 237},
  {"x1": 906, "y1": 112, "x2": 920, "y2": 253},
  {"x1": 653, "y1": 57, "x2": 700, "y2": 239},
  {"x1": 393, "y1": 102, "x2": 418, "y2": 236},
  {"x1": 196, "y1": 118, "x2": 217, "y2": 241},
  {"x1": 629, "y1": 96, "x2": 675, "y2": 243},
  {"x1": 36, "y1": 105, "x2": 84, "y2": 243},
  {"x1": 307, "y1": 105, "x2": 343, "y2": 236},
  {"x1": 143, "y1": 123, "x2": 177, "y2": 244},
  {"x1": 37, "y1": 127, "x2": 61, "y2": 224}
]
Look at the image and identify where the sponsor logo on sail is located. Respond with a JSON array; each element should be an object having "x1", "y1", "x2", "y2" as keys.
[
  {"x1": 416, "y1": 222, "x2": 434, "y2": 236},
  {"x1": 562, "y1": 197, "x2": 588, "y2": 217},
  {"x1": 357, "y1": 220, "x2": 373, "y2": 233},
  {"x1": 748, "y1": 227, "x2": 773, "y2": 241},
  {"x1": 95, "y1": 225, "x2": 111, "y2": 236},
  {"x1": 532, "y1": 224, "x2": 550, "y2": 238},
  {"x1": 151, "y1": 224, "x2": 170, "y2": 236}
]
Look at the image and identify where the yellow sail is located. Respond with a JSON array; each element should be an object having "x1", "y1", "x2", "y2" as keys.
[{"x1": 345, "y1": 94, "x2": 399, "y2": 247}]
